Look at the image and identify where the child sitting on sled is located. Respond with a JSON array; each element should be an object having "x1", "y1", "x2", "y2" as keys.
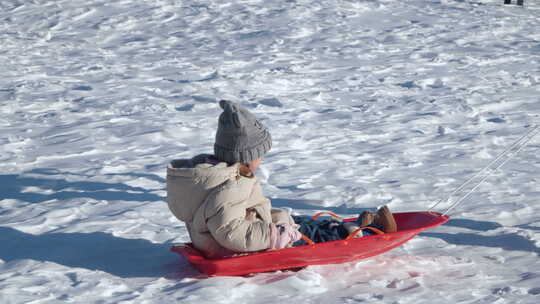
[{"x1": 166, "y1": 100, "x2": 397, "y2": 258}]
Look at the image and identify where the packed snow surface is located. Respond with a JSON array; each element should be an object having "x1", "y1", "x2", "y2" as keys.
[{"x1": 1, "y1": 0, "x2": 540, "y2": 303}]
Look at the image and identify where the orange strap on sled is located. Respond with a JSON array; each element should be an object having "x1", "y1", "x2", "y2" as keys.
[
  {"x1": 300, "y1": 234, "x2": 315, "y2": 245},
  {"x1": 301, "y1": 226, "x2": 384, "y2": 245},
  {"x1": 311, "y1": 211, "x2": 342, "y2": 221},
  {"x1": 301, "y1": 211, "x2": 385, "y2": 244},
  {"x1": 346, "y1": 226, "x2": 385, "y2": 239},
  {"x1": 298, "y1": 211, "x2": 341, "y2": 245}
]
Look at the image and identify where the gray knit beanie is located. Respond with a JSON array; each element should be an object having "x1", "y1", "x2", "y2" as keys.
[{"x1": 214, "y1": 100, "x2": 272, "y2": 164}]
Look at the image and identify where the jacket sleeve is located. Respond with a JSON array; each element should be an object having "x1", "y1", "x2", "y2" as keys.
[
  {"x1": 271, "y1": 208, "x2": 295, "y2": 225},
  {"x1": 205, "y1": 190, "x2": 272, "y2": 253}
]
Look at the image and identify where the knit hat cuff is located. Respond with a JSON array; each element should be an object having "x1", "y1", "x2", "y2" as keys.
[{"x1": 214, "y1": 132, "x2": 272, "y2": 164}]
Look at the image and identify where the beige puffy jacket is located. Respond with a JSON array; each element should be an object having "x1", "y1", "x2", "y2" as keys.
[{"x1": 166, "y1": 154, "x2": 294, "y2": 258}]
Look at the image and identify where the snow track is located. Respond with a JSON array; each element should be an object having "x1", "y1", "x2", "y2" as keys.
[{"x1": 1, "y1": 0, "x2": 539, "y2": 303}]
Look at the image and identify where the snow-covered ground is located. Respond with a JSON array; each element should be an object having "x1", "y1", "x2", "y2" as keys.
[{"x1": 1, "y1": 0, "x2": 540, "y2": 303}]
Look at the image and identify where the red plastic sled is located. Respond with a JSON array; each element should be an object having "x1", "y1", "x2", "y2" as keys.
[{"x1": 171, "y1": 211, "x2": 449, "y2": 276}]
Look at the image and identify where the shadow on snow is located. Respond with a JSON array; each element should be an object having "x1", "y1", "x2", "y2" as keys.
[
  {"x1": 0, "y1": 226, "x2": 196, "y2": 278},
  {"x1": 422, "y1": 218, "x2": 539, "y2": 255},
  {"x1": 422, "y1": 231, "x2": 540, "y2": 255},
  {"x1": 444, "y1": 218, "x2": 503, "y2": 231},
  {"x1": 0, "y1": 168, "x2": 165, "y2": 204}
]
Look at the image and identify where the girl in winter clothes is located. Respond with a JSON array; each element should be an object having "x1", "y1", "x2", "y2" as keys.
[{"x1": 166, "y1": 100, "x2": 396, "y2": 258}]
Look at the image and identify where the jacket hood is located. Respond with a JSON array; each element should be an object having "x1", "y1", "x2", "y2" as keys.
[{"x1": 166, "y1": 154, "x2": 239, "y2": 222}]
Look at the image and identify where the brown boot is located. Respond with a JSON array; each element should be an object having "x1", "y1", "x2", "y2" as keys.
[
  {"x1": 375, "y1": 205, "x2": 397, "y2": 233},
  {"x1": 358, "y1": 211, "x2": 375, "y2": 227}
]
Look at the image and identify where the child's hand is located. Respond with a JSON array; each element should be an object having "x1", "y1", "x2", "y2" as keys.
[{"x1": 269, "y1": 223, "x2": 302, "y2": 249}]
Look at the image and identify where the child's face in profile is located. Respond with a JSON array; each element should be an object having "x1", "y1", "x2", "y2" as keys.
[{"x1": 248, "y1": 158, "x2": 262, "y2": 173}]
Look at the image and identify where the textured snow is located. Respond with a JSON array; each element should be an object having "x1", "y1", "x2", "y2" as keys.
[{"x1": 1, "y1": 0, "x2": 540, "y2": 303}]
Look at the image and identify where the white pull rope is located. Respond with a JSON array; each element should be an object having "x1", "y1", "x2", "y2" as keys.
[
  {"x1": 428, "y1": 125, "x2": 540, "y2": 215},
  {"x1": 428, "y1": 126, "x2": 537, "y2": 211},
  {"x1": 442, "y1": 133, "x2": 535, "y2": 215}
]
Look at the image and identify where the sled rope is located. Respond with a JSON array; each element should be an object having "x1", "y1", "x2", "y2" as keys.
[{"x1": 428, "y1": 125, "x2": 540, "y2": 215}]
